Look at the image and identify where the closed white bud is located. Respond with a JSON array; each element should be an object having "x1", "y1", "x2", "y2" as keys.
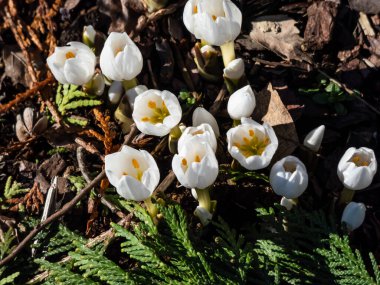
[
  {"x1": 341, "y1": 202, "x2": 366, "y2": 231},
  {"x1": 303, "y1": 125, "x2": 325, "y2": 152},
  {"x1": 227, "y1": 85, "x2": 256, "y2": 120},
  {"x1": 192, "y1": 107, "x2": 220, "y2": 137},
  {"x1": 108, "y1": 81, "x2": 124, "y2": 105},
  {"x1": 223, "y1": 58, "x2": 244, "y2": 80},
  {"x1": 83, "y1": 25, "x2": 96, "y2": 46},
  {"x1": 83, "y1": 72, "x2": 105, "y2": 96}
]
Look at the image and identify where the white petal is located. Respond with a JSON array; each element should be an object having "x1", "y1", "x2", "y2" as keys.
[
  {"x1": 108, "y1": 81, "x2": 124, "y2": 104},
  {"x1": 117, "y1": 175, "x2": 152, "y2": 201},
  {"x1": 303, "y1": 125, "x2": 325, "y2": 152},
  {"x1": 223, "y1": 58, "x2": 244, "y2": 80},
  {"x1": 227, "y1": 85, "x2": 256, "y2": 120},
  {"x1": 341, "y1": 202, "x2": 366, "y2": 231},
  {"x1": 125, "y1": 85, "x2": 148, "y2": 109},
  {"x1": 194, "y1": 206, "x2": 213, "y2": 225},
  {"x1": 64, "y1": 59, "x2": 93, "y2": 85},
  {"x1": 192, "y1": 107, "x2": 220, "y2": 137}
]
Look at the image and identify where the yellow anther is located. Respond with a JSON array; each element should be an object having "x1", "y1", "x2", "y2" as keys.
[
  {"x1": 114, "y1": 47, "x2": 123, "y2": 56},
  {"x1": 243, "y1": 137, "x2": 250, "y2": 144},
  {"x1": 65, "y1": 51, "x2": 75, "y2": 59},
  {"x1": 148, "y1": 100, "x2": 157, "y2": 109},
  {"x1": 212, "y1": 15, "x2": 217, "y2": 21},
  {"x1": 141, "y1": 117, "x2": 150, "y2": 122},
  {"x1": 192, "y1": 130, "x2": 204, "y2": 135},
  {"x1": 195, "y1": 155, "x2": 201, "y2": 163},
  {"x1": 132, "y1": 159, "x2": 140, "y2": 169},
  {"x1": 249, "y1": 129, "x2": 255, "y2": 137},
  {"x1": 351, "y1": 155, "x2": 369, "y2": 167},
  {"x1": 234, "y1": 142, "x2": 241, "y2": 148},
  {"x1": 182, "y1": 158, "x2": 187, "y2": 166},
  {"x1": 123, "y1": 172, "x2": 128, "y2": 176},
  {"x1": 193, "y1": 5, "x2": 198, "y2": 14}
]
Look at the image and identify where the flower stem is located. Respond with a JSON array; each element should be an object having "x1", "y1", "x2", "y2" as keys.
[
  {"x1": 144, "y1": 196, "x2": 158, "y2": 219},
  {"x1": 232, "y1": 119, "x2": 240, "y2": 127},
  {"x1": 122, "y1": 78, "x2": 138, "y2": 91},
  {"x1": 220, "y1": 41, "x2": 235, "y2": 67},
  {"x1": 168, "y1": 125, "x2": 182, "y2": 154},
  {"x1": 195, "y1": 188, "x2": 211, "y2": 212},
  {"x1": 339, "y1": 187, "x2": 355, "y2": 205}
]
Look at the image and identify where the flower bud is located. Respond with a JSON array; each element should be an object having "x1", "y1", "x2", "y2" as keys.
[
  {"x1": 192, "y1": 107, "x2": 220, "y2": 137},
  {"x1": 341, "y1": 202, "x2": 366, "y2": 231},
  {"x1": 227, "y1": 85, "x2": 256, "y2": 120},
  {"x1": 270, "y1": 156, "x2": 308, "y2": 199},
  {"x1": 83, "y1": 25, "x2": 96, "y2": 47},
  {"x1": 125, "y1": 85, "x2": 148, "y2": 110},
  {"x1": 337, "y1": 147, "x2": 377, "y2": 190},
  {"x1": 108, "y1": 81, "x2": 124, "y2": 105},
  {"x1": 223, "y1": 58, "x2": 244, "y2": 80},
  {"x1": 83, "y1": 72, "x2": 105, "y2": 96},
  {"x1": 178, "y1": 123, "x2": 217, "y2": 153},
  {"x1": 303, "y1": 125, "x2": 325, "y2": 152},
  {"x1": 280, "y1": 197, "x2": 297, "y2": 210}
]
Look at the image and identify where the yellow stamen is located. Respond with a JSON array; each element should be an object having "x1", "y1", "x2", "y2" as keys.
[
  {"x1": 115, "y1": 47, "x2": 123, "y2": 56},
  {"x1": 249, "y1": 129, "x2": 255, "y2": 137},
  {"x1": 141, "y1": 117, "x2": 150, "y2": 122},
  {"x1": 65, "y1": 51, "x2": 75, "y2": 59},
  {"x1": 243, "y1": 137, "x2": 250, "y2": 144},
  {"x1": 195, "y1": 155, "x2": 201, "y2": 163},
  {"x1": 351, "y1": 155, "x2": 369, "y2": 167},
  {"x1": 193, "y1": 5, "x2": 198, "y2": 14},
  {"x1": 234, "y1": 130, "x2": 271, "y2": 158},
  {"x1": 123, "y1": 172, "x2": 128, "y2": 176},
  {"x1": 132, "y1": 159, "x2": 140, "y2": 169},
  {"x1": 192, "y1": 130, "x2": 204, "y2": 135},
  {"x1": 148, "y1": 100, "x2": 157, "y2": 109},
  {"x1": 212, "y1": 15, "x2": 217, "y2": 21},
  {"x1": 182, "y1": 158, "x2": 187, "y2": 166}
]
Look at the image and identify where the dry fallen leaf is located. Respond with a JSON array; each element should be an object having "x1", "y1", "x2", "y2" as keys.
[
  {"x1": 253, "y1": 83, "x2": 299, "y2": 161},
  {"x1": 250, "y1": 15, "x2": 311, "y2": 63}
]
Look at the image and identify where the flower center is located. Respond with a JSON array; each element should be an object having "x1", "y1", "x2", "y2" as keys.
[
  {"x1": 141, "y1": 100, "x2": 170, "y2": 124},
  {"x1": 283, "y1": 162, "x2": 296, "y2": 173},
  {"x1": 123, "y1": 158, "x2": 143, "y2": 181},
  {"x1": 350, "y1": 155, "x2": 369, "y2": 167},
  {"x1": 233, "y1": 129, "x2": 270, "y2": 158},
  {"x1": 114, "y1": 47, "x2": 124, "y2": 56},
  {"x1": 65, "y1": 51, "x2": 75, "y2": 59}
]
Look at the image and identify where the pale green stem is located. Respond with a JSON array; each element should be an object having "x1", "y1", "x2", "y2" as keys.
[
  {"x1": 232, "y1": 119, "x2": 240, "y2": 127},
  {"x1": 339, "y1": 187, "x2": 355, "y2": 205},
  {"x1": 168, "y1": 125, "x2": 182, "y2": 154},
  {"x1": 220, "y1": 41, "x2": 236, "y2": 67},
  {"x1": 144, "y1": 197, "x2": 158, "y2": 219},
  {"x1": 195, "y1": 188, "x2": 211, "y2": 212},
  {"x1": 231, "y1": 159, "x2": 239, "y2": 170},
  {"x1": 122, "y1": 78, "x2": 138, "y2": 91}
]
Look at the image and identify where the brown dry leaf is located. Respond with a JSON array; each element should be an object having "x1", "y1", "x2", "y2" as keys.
[
  {"x1": 253, "y1": 83, "x2": 299, "y2": 161},
  {"x1": 304, "y1": 1, "x2": 339, "y2": 50},
  {"x1": 250, "y1": 15, "x2": 311, "y2": 63}
]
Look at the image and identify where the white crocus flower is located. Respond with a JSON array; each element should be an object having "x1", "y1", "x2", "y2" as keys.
[
  {"x1": 47, "y1": 42, "x2": 96, "y2": 86},
  {"x1": 100, "y1": 32, "x2": 143, "y2": 81},
  {"x1": 270, "y1": 156, "x2": 308, "y2": 199},
  {"x1": 337, "y1": 147, "x2": 377, "y2": 191},
  {"x1": 183, "y1": 0, "x2": 242, "y2": 46},
  {"x1": 341, "y1": 202, "x2": 366, "y2": 231},
  {"x1": 303, "y1": 125, "x2": 325, "y2": 152},
  {"x1": 172, "y1": 137, "x2": 219, "y2": 190},
  {"x1": 192, "y1": 107, "x2": 220, "y2": 137},
  {"x1": 227, "y1": 85, "x2": 256, "y2": 120},
  {"x1": 223, "y1": 58, "x2": 244, "y2": 80},
  {"x1": 105, "y1": 145, "x2": 160, "y2": 202},
  {"x1": 178, "y1": 123, "x2": 217, "y2": 153},
  {"x1": 227, "y1": 117, "x2": 278, "y2": 170},
  {"x1": 132, "y1": 89, "x2": 182, "y2": 137}
]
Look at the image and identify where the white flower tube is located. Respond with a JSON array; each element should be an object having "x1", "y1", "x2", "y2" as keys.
[
  {"x1": 303, "y1": 125, "x2": 325, "y2": 152},
  {"x1": 223, "y1": 58, "x2": 244, "y2": 80},
  {"x1": 178, "y1": 123, "x2": 217, "y2": 153},
  {"x1": 337, "y1": 147, "x2": 377, "y2": 190},
  {"x1": 172, "y1": 137, "x2": 219, "y2": 189},
  {"x1": 132, "y1": 89, "x2": 182, "y2": 136},
  {"x1": 341, "y1": 202, "x2": 366, "y2": 231},
  {"x1": 227, "y1": 85, "x2": 256, "y2": 120},
  {"x1": 100, "y1": 32, "x2": 143, "y2": 81},
  {"x1": 105, "y1": 145, "x2": 160, "y2": 201},
  {"x1": 270, "y1": 156, "x2": 308, "y2": 199},
  {"x1": 227, "y1": 117, "x2": 278, "y2": 170},
  {"x1": 280, "y1": 197, "x2": 297, "y2": 211},
  {"x1": 47, "y1": 42, "x2": 96, "y2": 85},
  {"x1": 183, "y1": 0, "x2": 242, "y2": 46}
]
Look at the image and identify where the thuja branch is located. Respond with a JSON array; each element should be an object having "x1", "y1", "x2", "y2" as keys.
[{"x1": 0, "y1": 125, "x2": 138, "y2": 267}]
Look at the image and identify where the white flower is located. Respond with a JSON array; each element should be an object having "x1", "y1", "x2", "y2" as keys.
[
  {"x1": 108, "y1": 81, "x2": 124, "y2": 105},
  {"x1": 341, "y1": 202, "x2": 366, "y2": 231},
  {"x1": 83, "y1": 25, "x2": 96, "y2": 46},
  {"x1": 132, "y1": 89, "x2": 182, "y2": 137},
  {"x1": 194, "y1": 206, "x2": 213, "y2": 225},
  {"x1": 337, "y1": 147, "x2": 377, "y2": 190},
  {"x1": 105, "y1": 145, "x2": 160, "y2": 201},
  {"x1": 172, "y1": 137, "x2": 219, "y2": 189},
  {"x1": 227, "y1": 117, "x2": 278, "y2": 170},
  {"x1": 270, "y1": 156, "x2": 308, "y2": 199},
  {"x1": 303, "y1": 125, "x2": 325, "y2": 152},
  {"x1": 223, "y1": 58, "x2": 244, "y2": 80},
  {"x1": 192, "y1": 107, "x2": 220, "y2": 137},
  {"x1": 183, "y1": 0, "x2": 242, "y2": 46},
  {"x1": 100, "y1": 32, "x2": 143, "y2": 81},
  {"x1": 178, "y1": 123, "x2": 217, "y2": 153},
  {"x1": 47, "y1": 42, "x2": 96, "y2": 85},
  {"x1": 227, "y1": 85, "x2": 256, "y2": 120},
  {"x1": 280, "y1": 197, "x2": 297, "y2": 211}
]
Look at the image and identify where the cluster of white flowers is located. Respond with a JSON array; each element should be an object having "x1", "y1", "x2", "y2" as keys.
[{"x1": 45, "y1": 1, "x2": 378, "y2": 229}]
